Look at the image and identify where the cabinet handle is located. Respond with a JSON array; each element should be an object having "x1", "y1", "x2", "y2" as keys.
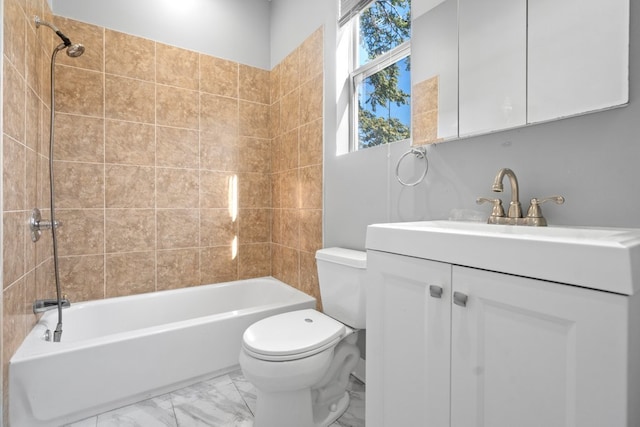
[
  {"x1": 429, "y1": 285, "x2": 443, "y2": 298},
  {"x1": 453, "y1": 292, "x2": 468, "y2": 307}
]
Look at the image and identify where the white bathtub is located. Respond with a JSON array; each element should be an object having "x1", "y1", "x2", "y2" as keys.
[{"x1": 9, "y1": 277, "x2": 316, "y2": 427}]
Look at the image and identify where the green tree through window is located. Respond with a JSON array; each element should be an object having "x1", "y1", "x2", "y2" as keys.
[{"x1": 356, "y1": 0, "x2": 411, "y2": 149}]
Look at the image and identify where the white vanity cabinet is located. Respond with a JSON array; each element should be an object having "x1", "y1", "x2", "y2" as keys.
[{"x1": 366, "y1": 249, "x2": 637, "y2": 427}]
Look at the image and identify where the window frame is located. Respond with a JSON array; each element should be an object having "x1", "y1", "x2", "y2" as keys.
[{"x1": 348, "y1": 3, "x2": 412, "y2": 152}]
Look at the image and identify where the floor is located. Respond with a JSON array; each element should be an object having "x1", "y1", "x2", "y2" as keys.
[{"x1": 65, "y1": 369, "x2": 365, "y2": 427}]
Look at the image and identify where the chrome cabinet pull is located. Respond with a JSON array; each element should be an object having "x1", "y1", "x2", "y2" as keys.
[
  {"x1": 453, "y1": 291, "x2": 468, "y2": 307},
  {"x1": 429, "y1": 285, "x2": 443, "y2": 298}
]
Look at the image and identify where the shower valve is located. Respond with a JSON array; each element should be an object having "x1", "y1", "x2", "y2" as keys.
[{"x1": 30, "y1": 208, "x2": 61, "y2": 242}]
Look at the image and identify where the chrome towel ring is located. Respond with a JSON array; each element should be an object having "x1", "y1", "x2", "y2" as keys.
[{"x1": 395, "y1": 146, "x2": 428, "y2": 186}]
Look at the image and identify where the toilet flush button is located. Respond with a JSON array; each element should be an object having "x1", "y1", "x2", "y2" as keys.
[{"x1": 305, "y1": 318, "x2": 313, "y2": 323}]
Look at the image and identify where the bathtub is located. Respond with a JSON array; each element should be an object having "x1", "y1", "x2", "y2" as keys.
[{"x1": 9, "y1": 277, "x2": 316, "y2": 427}]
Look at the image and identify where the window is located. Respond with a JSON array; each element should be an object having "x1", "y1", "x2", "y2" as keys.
[{"x1": 343, "y1": 0, "x2": 411, "y2": 151}]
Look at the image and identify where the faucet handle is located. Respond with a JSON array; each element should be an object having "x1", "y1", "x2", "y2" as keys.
[
  {"x1": 526, "y1": 196, "x2": 565, "y2": 226},
  {"x1": 526, "y1": 196, "x2": 565, "y2": 218},
  {"x1": 476, "y1": 197, "x2": 506, "y2": 218}
]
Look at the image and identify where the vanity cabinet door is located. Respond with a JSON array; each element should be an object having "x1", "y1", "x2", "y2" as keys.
[
  {"x1": 450, "y1": 266, "x2": 629, "y2": 427},
  {"x1": 527, "y1": 0, "x2": 629, "y2": 123},
  {"x1": 366, "y1": 250, "x2": 452, "y2": 427}
]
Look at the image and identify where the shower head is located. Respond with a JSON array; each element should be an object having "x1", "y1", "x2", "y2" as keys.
[
  {"x1": 34, "y1": 15, "x2": 85, "y2": 57},
  {"x1": 66, "y1": 44, "x2": 85, "y2": 58}
]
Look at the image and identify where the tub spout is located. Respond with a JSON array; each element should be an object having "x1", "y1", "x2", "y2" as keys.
[{"x1": 33, "y1": 298, "x2": 70, "y2": 314}]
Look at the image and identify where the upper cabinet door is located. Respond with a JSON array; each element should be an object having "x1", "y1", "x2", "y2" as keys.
[
  {"x1": 411, "y1": 0, "x2": 459, "y2": 145},
  {"x1": 528, "y1": 0, "x2": 629, "y2": 123},
  {"x1": 459, "y1": 0, "x2": 527, "y2": 137}
]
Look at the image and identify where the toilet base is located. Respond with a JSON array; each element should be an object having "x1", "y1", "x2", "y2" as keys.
[
  {"x1": 314, "y1": 391, "x2": 350, "y2": 427},
  {"x1": 254, "y1": 387, "x2": 314, "y2": 427},
  {"x1": 252, "y1": 388, "x2": 350, "y2": 427}
]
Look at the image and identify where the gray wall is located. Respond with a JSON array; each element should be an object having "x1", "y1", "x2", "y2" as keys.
[
  {"x1": 324, "y1": 2, "x2": 640, "y2": 251},
  {"x1": 269, "y1": 0, "x2": 333, "y2": 68},
  {"x1": 51, "y1": 0, "x2": 271, "y2": 69}
]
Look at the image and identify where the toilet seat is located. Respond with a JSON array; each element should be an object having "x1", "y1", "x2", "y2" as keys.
[{"x1": 242, "y1": 309, "x2": 346, "y2": 362}]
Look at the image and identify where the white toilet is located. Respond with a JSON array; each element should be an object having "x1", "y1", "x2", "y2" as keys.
[{"x1": 239, "y1": 247, "x2": 366, "y2": 427}]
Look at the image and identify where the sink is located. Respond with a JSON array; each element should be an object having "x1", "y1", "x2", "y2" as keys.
[{"x1": 365, "y1": 220, "x2": 640, "y2": 295}]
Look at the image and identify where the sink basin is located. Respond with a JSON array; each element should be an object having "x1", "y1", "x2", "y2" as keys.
[{"x1": 365, "y1": 220, "x2": 640, "y2": 295}]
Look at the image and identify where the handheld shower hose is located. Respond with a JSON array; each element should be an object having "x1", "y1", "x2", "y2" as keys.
[{"x1": 35, "y1": 16, "x2": 85, "y2": 342}]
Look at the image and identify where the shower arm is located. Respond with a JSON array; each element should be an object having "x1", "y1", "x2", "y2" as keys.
[{"x1": 34, "y1": 16, "x2": 72, "y2": 46}]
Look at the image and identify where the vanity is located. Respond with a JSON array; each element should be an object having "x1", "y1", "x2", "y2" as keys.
[{"x1": 365, "y1": 221, "x2": 640, "y2": 426}]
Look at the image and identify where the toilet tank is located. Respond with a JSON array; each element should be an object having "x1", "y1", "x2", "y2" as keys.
[{"x1": 315, "y1": 247, "x2": 367, "y2": 329}]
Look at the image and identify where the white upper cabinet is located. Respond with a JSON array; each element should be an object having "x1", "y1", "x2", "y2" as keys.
[
  {"x1": 527, "y1": 0, "x2": 630, "y2": 123},
  {"x1": 458, "y1": 0, "x2": 527, "y2": 137},
  {"x1": 411, "y1": 0, "x2": 629, "y2": 144}
]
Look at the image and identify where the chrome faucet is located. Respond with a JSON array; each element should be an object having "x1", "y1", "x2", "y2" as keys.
[
  {"x1": 477, "y1": 168, "x2": 565, "y2": 226},
  {"x1": 492, "y1": 168, "x2": 522, "y2": 218}
]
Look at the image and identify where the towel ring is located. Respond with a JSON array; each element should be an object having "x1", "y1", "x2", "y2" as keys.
[{"x1": 395, "y1": 146, "x2": 428, "y2": 187}]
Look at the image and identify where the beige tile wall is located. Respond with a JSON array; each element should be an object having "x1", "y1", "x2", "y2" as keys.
[
  {"x1": 2, "y1": 0, "x2": 58, "y2": 422},
  {"x1": 50, "y1": 16, "x2": 274, "y2": 300},
  {"x1": 271, "y1": 28, "x2": 324, "y2": 308},
  {"x1": 2, "y1": 3, "x2": 324, "y2": 419}
]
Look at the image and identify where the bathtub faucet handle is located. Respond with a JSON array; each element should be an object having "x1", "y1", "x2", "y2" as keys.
[{"x1": 30, "y1": 208, "x2": 62, "y2": 242}]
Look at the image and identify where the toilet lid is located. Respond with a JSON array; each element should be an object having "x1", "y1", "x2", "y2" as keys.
[{"x1": 242, "y1": 309, "x2": 346, "y2": 360}]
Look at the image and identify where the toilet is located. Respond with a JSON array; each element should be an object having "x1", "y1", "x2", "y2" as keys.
[{"x1": 239, "y1": 247, "x2": 366, "y2": 427}]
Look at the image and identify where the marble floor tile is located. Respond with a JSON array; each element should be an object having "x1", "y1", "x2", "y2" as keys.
[
  {"x1": 64, "y1": 369, "x2": 364, "y2": 427},
  {"x1": 334, "y1": 378, "x2": 365, "y2": 427},
  {"x1": 228, "y1": 370, "x2": 257, "y2": 416},
  {"x1": 96, "y1": 394, "x2": 178, "y2": 427},
  {"x1": 171, "y1": 374, "x2": 253, "y2": 427},
  {"x1": 66, "y1": 417, "x2": 98, "y2": 427}
]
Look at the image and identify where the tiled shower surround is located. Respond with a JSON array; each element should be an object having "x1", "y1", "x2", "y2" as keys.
[{"x1": 2, "y1": 0, "x2": 323, "y2": 420}]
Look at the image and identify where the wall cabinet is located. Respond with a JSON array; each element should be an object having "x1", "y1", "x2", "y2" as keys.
[
  {"x1": 411, "y1": 0, "x2": 629, "y2": 144},
  {"x1": 367, "y1": 250, "x2": 636, "y2": 427}
]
